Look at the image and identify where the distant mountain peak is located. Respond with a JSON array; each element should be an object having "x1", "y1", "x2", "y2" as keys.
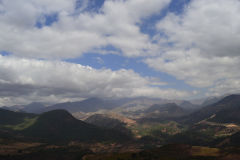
[
  {"x1": 40, "y1": 109, "x2": 74, "y2": 119},
  {"x1": 146, "y1": 103, "x2": 184, "y2": 113},
  {"x1": 44, "y1": 97, "x2": 117, "y2": 113}
]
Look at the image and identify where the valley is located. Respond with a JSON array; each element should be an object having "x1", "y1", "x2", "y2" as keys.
[{"x1": 0, "y1": 94, "x2": 240, "y2": 159}]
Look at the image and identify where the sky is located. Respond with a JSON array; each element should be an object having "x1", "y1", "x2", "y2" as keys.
[{"x1": 0, "y1": 0, "x2": 240, "y2": 106}]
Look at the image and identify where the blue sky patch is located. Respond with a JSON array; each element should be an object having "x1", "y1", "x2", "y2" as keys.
[
  {"x1": 65, "y1": 52, "x2": 197, "y2": 93},
  {"x1": 35, "y1": 13, "x2": 58, "y2": 28},
  {"x1": 0, "y1": 51, "x2": 12, "y2": 56}
]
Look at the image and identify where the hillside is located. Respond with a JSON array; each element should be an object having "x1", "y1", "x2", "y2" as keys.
[
  {"x1": 0, "y1": 109, "x2": 131, "y2": 143},
  {"x1": 137, "y1": 103, "x2": 187, "y2": 123},
  {"x1": 85, "y1": 114, "x2": 133, "y2": 136},
  {"x1": 178, "y1": 100, "x2": 201, "y2": 111},
  {"x1": 83, "y1": 144, "x2": 240, "y2": 160},
  {"x1": 145, "y1": 103, "x2": 185, "y2": 114},
  {"x1": 201, "y1": 96, "x2": 224, "y2": 107},
  {"x1": 183, "y1": 94, "x2": 240, "y2": 124},
  {"x1": 22, "y1": 110, "x2": 131, "y2": 143},
  {"x1": 229, "y1": 131, "x2": 240, "y2": 146},
  {"x1": 0, "y1": 108, "x2": 36, "y2": 125}
]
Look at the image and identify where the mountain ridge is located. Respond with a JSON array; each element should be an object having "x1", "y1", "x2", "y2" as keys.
[{"x1": 183, "y1": 94, "x2": 240, "y2": 124}]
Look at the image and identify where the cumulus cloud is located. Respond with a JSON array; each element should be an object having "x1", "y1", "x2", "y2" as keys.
[
  {"x1": 0, "y1": 55, "x2": 189, "y2": 106},
  {"x1": 156, "y1": 0, "x2": 240, "y2": 58},
  {"x1": 145, "y1": 0, "x2": 240, "y2": 96},
  {"x1": 0, "y1": 0, "x2": 239, "y2": 102},
  {"x1": 0, "y1": 0, "x2": 170, "y2": 58},
  {"x1": 146, "y1": 49, "x2": 240, "y2": 88}
]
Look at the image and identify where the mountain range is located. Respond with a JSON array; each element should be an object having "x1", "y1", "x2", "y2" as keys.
[
  {"x1": 1, "y1": 94, "x2": 240, "y2": 147},
  {"x1": 183, "y1": 94, "x2": 240, "y2": 124},
  {"x1": 2, "y1": 97, "x2": 203, "y2": 114}
]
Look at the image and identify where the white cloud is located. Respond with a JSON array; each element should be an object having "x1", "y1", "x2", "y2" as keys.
[
  {"x1": 156, "y1": 0, "x2": 240, "y2": 58},
  {"x1": 95, "y1": 57, "x2": 104, "y2": 64},
  {"x1": 0, "y1": 0, "x2": 75, "y2": 28},
  {"x1": 0, "y1": 55, "x2": 189, "y2": 106},
  {"x1": 145, "y1": 0, "x2": 240, "y2": 96},
  {"x1": 0, "y1": 0, "x2": 170, "y2": 58},
  {"x1": 208, "y1": 79, "x2": 240, "y2": 97},
  {"x1": 146, "y1": 49, "x2": 240, "y2": 88}
]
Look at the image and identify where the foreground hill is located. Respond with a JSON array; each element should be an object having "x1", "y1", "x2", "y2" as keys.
[
  {"x1": 0, "y1": 109, "x2": 131, "y2": 143},
  {"x1": 23, "y1": 110, "x2": 131, "y2": 143},
  {"x1": 84, "y1": 144, "x2": 240, "y2": 160},
  {"x1": 228, "y1": 131, "x2": 240, "y2": 146},
  {"x1": 2, "y1": 143, "x2": 240, "y2": 160}
]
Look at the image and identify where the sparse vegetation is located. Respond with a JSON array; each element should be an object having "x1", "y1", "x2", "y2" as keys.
[
  {"x1": 128, "y1": 121, "x2": 186, "y2": 138},
  {"x1": 3, "y1": 117, "x2": 38, "y2": 131}
]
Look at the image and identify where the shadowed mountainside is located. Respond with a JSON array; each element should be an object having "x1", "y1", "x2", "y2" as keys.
[
  {"x1": 85, "y1": 114, "x2": 133, "y2": 136},
  {"x1": 23, "y1": 110, "x2": 132, "y2": 143},
  {"x1": 0, "y1": 108, "x2": 36, "y2": 125},
  {"x1": 0, "y1": 109, "x2": 132, "y2": 143},
  {"x1": 183, "y1": 94, "x2": 240, "y2": 124}
]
